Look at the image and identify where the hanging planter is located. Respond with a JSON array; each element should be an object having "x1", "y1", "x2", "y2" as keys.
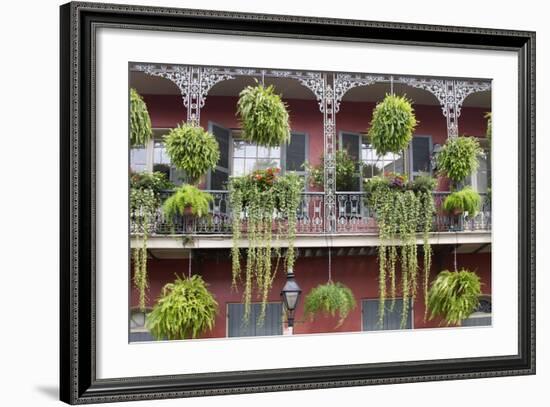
[
  {"x1": 427, "y1": 269, "x2": 482, "y2": 325},
  {"x1": 367, "y1": 94, "x2": 418, "y2": 155},
  {"x1": 436, "y1": 136, "x2": 482, "y2": 184},
  {"x1": 442, "y1": 187, "x2": 482, "y2": 217},
  {"x1": 364, "y1": 173, "x2": 436, "y2": 327},
  {"x1": 164, "y1": 122, "x2": 220, "y2": 184},
  {"x1": 130, "y1": 88, "x2": 153, "y2": 147},
  {"x1": 303, "y1": 281, "x2": 356, "y2": 327},
  {"x1": 146, "y1": 274, "x2": 218, "y2": 340},
  {"x1": 228, "y1": 168, "x2": 303, "y2": 323},
  {"x1": 237, "y1": 82, "x2": 291, "y2": 147},
  {"x1": 163, "y1": 184, "x2": 213, "y2": 218}
]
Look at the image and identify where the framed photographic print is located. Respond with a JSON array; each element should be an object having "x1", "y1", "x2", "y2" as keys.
[{"x1": 60, "y1": 1, "x2": 536, "y2": 404}]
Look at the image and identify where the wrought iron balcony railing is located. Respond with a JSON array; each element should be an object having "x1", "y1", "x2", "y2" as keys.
[{"x1": 130, "y1": 190, "x2": 491, "y2": 236}]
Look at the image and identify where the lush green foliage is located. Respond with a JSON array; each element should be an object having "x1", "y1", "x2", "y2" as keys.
[
  {"x1": 130, "y1": 187, "x2": 159, "y2": 311},
  {"x1": 229, "y1": 168, "x2": 303, "y2": 323},
  {"x1": 436, "y1": 136, "x2": 482, "y2": 184},
  {"x1": 427, "y1": 269, "x2": 482, "y2": 325},
  {"x1": 365, "y1": 173, "x2": 436, "y2": 327},
  {"x1": 485, "y1": 112, "x2": 492, "y2": 143},
  {"x1": 163, "y1": 185, "x2": 213, "y2": 218},
  {"x1": 237, "y1": 83, "x2": 291, "y2": 147},
  {"x1": 146, "y1": 274, "x2": 218, "y2": 340},
  {"x1": 130, "y1": 88, "x2": 153, "y2": 147},
  {"x1": 368, "y1": 94, "x2": 418, "y2": 155},
  {"x1": 164, "y1": 123, "x2": 220, "y2": 184},
  {"x1": 130, "y1": 171, "x2": 174, "y2": 194},
  {"x1": 303, "y1": 150, "x2": 360, "y2": 191},
  {"x1": 303, "y1": 282, "x2": 356, "y2": 327},
  {"x1": 443, "y1": 187, "x2": 482, "y2": 217}
]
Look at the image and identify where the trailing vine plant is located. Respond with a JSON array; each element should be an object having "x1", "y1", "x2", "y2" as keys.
[
  {"x1": 130, "y1": 88, "x2": 152, "y2": 147},
  {"x1": 365, "y1": 173, "x2": 436, "y2": 327},
  {"x1": 130, "y1": 172, "x2": 173, "y2": 311},
  {"x1": 228, "y1": 168, "x2": 303, "y2": 324}
]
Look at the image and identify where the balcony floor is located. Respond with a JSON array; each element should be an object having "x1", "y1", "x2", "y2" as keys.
[{"x1": 131, "y1": 230, "x2": 491, "y2": 250}]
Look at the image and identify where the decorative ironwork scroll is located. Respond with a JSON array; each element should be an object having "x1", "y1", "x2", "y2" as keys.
[{"x1": 399, "y1": 77, "x2": 491, "y2": 138}]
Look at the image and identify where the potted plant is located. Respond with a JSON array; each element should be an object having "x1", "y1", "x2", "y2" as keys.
[
  {"x1": 228, "y1": 168, "x2": 303, "y2": 323},
  {"x1": 130, "y1": 88, "x2": 152, "y2": 147},
  {"x1": 146, "y1": 274, "x2": 218, "y2": 340},
  {"x1": 163, "y1": 184, "x2": 213, "y2": 218},
  {"x1": 303, "y1": 150, "x2": 360, "y2": 191},
  {"x1": 367, "y1": 94, "x2": 418, "y2": 155},
  {"x1": 303, "y1": 281, "x2": 356, "y2": 327},
  {"x1": 442, "y1": 187, "x2": 482, "y2": 217},
  {"x1": 164, "y1": 122, "x2": 220, "y2": 184},
  {"x1": 436, "y1": 136, "x2": 482, "y2": 186},
  {"x1": 236, "y1": 82, "x2": 291, "y2": 147},
  {"x1": 427, "y1": 269, "x2": 482, "y2": 326}
]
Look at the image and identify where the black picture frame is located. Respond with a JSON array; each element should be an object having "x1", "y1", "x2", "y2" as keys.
[{"x1": 60, "y1": 2, "x2": 536, "y2": 404}]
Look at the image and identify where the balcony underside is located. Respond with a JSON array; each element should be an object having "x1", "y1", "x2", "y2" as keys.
[{"x1": 131, "y1": 231, "x2": 491, "y2": 250}]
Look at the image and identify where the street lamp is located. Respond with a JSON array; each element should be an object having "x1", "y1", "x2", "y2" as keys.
[{"x1": 280, "y1": 269, "x2": 302, "y2": 335}]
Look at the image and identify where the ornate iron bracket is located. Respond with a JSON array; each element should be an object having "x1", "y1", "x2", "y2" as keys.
[{"x1": 399, "y1": 77, "x2": 491, "y2": 138}]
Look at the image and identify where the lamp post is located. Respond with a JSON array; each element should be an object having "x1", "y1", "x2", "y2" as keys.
[{"x1": 280, "y1": 269, "x2": 302, "y2": 335}]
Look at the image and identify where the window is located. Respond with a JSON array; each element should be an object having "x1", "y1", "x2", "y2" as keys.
[
  {"x1": 362, "y1": 298, "x2": 413, "y2": 331},
  {"x1": 462, "y1": 296, "x2": 492, "y2": 327},
  {"x1": 361, "y1": 141, "x2": 403, "y2": 179},
  {"x1": 285, "y1": 132, "x2": 308, "y2": 173},
  {"x1": 232, "y1": 140, "x2": 281, "y2": 176},
  {"x1": 409, "y1": 136, "x2": 432, "y2": 178},
  {"x1": 227, "y1": 303, "x2": 283, "y2": 337},
  {"x1": 129, "y1": 308, "x2": 154, "y2": 342},
  {"x1": 464, "y1": 142, "x2": 491, "y2": 194},
  {"x1": 130, "y1": 146, "x2": 147, "y2": 173}
]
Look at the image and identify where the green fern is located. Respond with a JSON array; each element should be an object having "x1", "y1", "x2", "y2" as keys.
[
  {"x1": 146, "y1": 274, "x2": 218, "y2": 340},
  {"x1": 443, "y1": 187, "x2": 482, "y2": 217},
  {"x1": 427, "y1": 269, "x2": 482, "y2": 326},
  {"x1": 164, "y1": 122, "x2": 220, "y2": 184},
  {"x1": 303, "y1": 282, "x2": 356, "y2": 327},
  {"x1": 367, "y1": 94, "x2": 418, "y2": 155},
  {"x1": 163, "y1": 185, "x2": 213, "y2": 218},
  {"x1": 237, "y1": 82, "x2": 291, "y2": 147},
  {"x1": 130, "y1": 88, "x2": 152, "y2": 147},
  {"x1": 437, "y1": 136, "x2": 482, "y2": 184}
]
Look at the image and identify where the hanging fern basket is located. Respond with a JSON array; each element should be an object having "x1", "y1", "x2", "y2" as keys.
[
  {"x1": 303, "y1": 282, "x2": 356, "y2": 327},
  {"x1": 436, "y1": 136, "x2": 482, "y2": 184},
  {"x1": 164, "y1": 122, "x2": 220, "y2": 184},
  {"x1": 427, "y1": 269, "x2": 482, "y2": 326},
  {"x1": 130, "y1": 88, "x2": 153, "y2": 147},
  {"x1": 237, "y1": 83, "x2": 291, "y2": 147},
  {"x1": 146, "y1": 274, "x2": 218, "y2": 340},
  {"x1": 367, "y1": 94, "x2": 418, "y2": 155}
]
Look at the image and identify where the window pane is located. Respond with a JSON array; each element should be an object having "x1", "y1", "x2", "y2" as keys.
[
  {"x1": 257, "y1": 146, "x2": 269, "y2": 158},
  {"x1": 233, "y1": 140, "x2": 247, "y2": 157},
  {"x1": 341, "y1": 133, "x2": 360, "y2": 161},
  {"x1": 233, "y1": 158, "x2": 245, "y2": 176},
  {"x1": 130, "y1": 147, "x2": 146, "y2": 172},
  {"x1": 286, "y1": 133, "x2": 306, "y2": 172},
  {"x1": 412, "y1": 137, "x2": 431, "y2": 173}
]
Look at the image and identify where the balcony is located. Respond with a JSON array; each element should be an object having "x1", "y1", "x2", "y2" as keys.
[{"x1": 130, "y1": 191, "x2": 491, "y2": 237}]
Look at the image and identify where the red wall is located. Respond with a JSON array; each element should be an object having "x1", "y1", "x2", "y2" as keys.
[
  {"x1": 143, "y1": 94, "x2": 489, "y2": 173},
  {"x1": 131, "y1": 252, "x2": 491, "y2": 338}
]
